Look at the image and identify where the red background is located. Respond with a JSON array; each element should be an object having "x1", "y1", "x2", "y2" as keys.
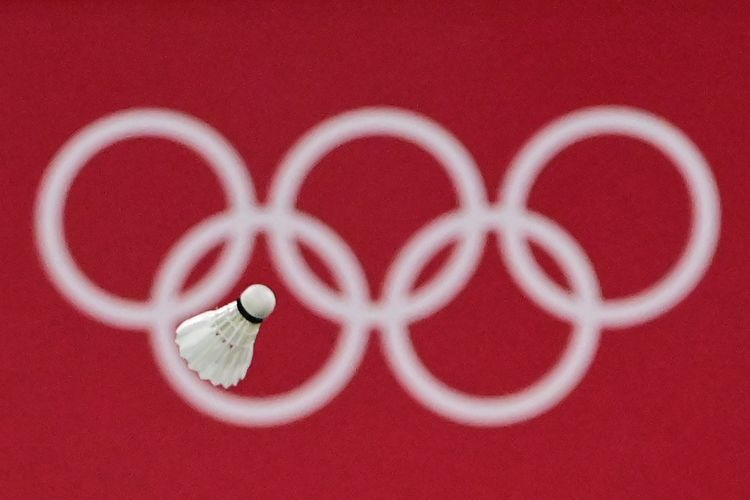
[{"x1": 3, "y1": 2, "x2": 749, "y2": 498}]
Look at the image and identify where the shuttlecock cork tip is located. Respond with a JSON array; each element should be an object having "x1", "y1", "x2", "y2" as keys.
[{"x1": 238, "y1": 284, "x2": 276, "y2": 322}]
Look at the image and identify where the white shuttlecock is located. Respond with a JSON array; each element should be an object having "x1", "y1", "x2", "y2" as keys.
[{"x1": 175, "y1": 284, "x2": 276, "y2": 388}]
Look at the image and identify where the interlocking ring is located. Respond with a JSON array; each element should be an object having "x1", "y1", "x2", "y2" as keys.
[{"x1": 34, "y1": 105, "x2": 720, "y2": 426}]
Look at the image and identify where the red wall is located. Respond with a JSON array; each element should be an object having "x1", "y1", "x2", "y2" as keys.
[{"x1": 3, "y1": 2, "x2": 749, "y2": 498}]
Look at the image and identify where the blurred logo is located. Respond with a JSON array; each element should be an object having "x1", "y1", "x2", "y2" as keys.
[{"x1": 34, "y1": 106, "x2": 720, "y2": 426}]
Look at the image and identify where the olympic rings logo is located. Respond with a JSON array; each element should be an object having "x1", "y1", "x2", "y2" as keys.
[{"x1": 34, "y1": 106, "x2": 721, "y2": 427}]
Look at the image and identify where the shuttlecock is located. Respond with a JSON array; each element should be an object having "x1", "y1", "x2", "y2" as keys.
[{"x1": 175, "y1": 284, "x2": 276, "y2": 388}]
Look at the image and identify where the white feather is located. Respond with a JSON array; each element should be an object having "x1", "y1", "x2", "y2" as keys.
[{"x1": 175, "y1": 302, "x2": 260, "y2": 388}]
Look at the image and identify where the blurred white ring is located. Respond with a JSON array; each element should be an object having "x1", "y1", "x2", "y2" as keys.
[
  {"x1": 500, "y1": 106, "x2": 720, "y2": 328},
  {"x1": 268, "y1": 107, "x2": 488, "y2": 323},
  {"x1": 150, "y1": 211, "x2": 370, "y2": 426},
  {"x1": 34, "y1": 109, "x2": 256, "y2": 329},
  {"x1": 381, "y1": 208, "x2": 601, "y2": 426}
]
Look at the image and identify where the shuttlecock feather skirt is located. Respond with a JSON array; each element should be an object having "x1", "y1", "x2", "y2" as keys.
[{"x1": 175, "y1": 304, "x2": 259, "y2": 388}]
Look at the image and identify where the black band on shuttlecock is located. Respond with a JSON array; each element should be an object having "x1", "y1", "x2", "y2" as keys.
[{"x1": 236, "y1": 299, "x2": 263, "y2": 324}]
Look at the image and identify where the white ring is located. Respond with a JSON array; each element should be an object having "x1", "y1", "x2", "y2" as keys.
[
  {"x1": 501, "y1": 106, "x2": 720, "y2": 328},
  {"x1": 150, "y1": 211, "x2": 370, "y2": 426},
  {"x1": 381, "y1": 208, "x2": 601, "y2": 426},
  {"x1": 268, "y1": 107, "x2": 488, "y2": 324},
  {"x1": 35, "y1": 108, "x2": 256, "y2": 329}
]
